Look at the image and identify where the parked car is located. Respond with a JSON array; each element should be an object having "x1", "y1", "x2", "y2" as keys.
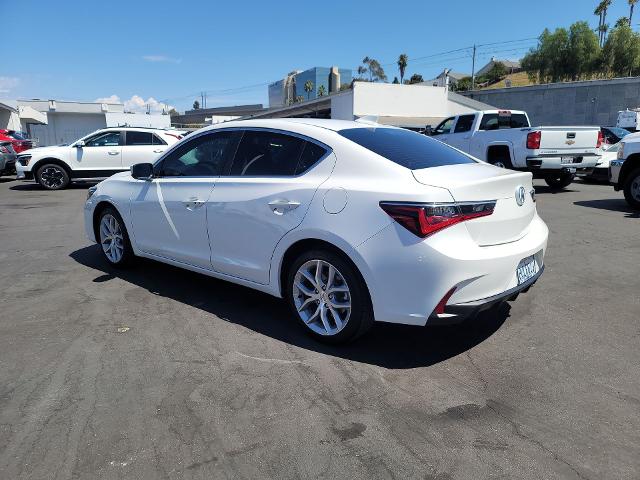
[
  {"x1": 84, "y1": 118, "x2": 548, "y2": 343},
  {"x1": 425, "y1": 110, "x2": 602, "y2": 189},
  {"x1": 0, "y1": 129, "x2": 33, "y2": 154},
  {"x1": 0, "y1": 141, "x2": 17, "y2": 175},
  {"x1": 601, "y1": 126, "x2": 629, "y2": 145},
  {"x1": 609, "y1": 132, "x2": 640, "y2": 209},
  {"x1": 15, "y1": 127, "x2": 183, "y2": 190},
  {"x1": 586, "y1": 141, "x2": 621, "y2": 182},
  {"x1": 616, "y1": 109, "x2": 640, "y2": 132}
]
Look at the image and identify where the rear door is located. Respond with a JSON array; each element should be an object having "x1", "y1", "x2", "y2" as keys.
[
  {"x1": 207, "y1": 129, "x2": 334, "y2": 284},
  {"x1": 73, "y1": 130, "x2": 122, "y2": 174},
  {"x1": 122, "y1": 131, "x2": 168, "y2": 168}
]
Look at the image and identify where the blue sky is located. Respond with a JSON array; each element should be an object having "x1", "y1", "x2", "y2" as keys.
[{"x1": 2, "y1": 0, "x2": 636, "y2": 112}]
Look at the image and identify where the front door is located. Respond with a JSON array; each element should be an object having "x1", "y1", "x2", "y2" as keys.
[
  {"x1": 130, "y1": 130, "x2": 239, "y2": 268},
  {"x1": 73, "y1": 130, "x2": 123, "y2": 174},
  {"x1": 207, "y1": 129, "x2": 334, "y2": 284}
]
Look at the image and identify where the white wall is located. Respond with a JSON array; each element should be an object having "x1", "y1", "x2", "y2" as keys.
[
  {"x1": 330, "y1": 92, "x2": 354, "y2": 120},
  {"x1": 0, "y1": 109, "x2": 21, "y2": 130},
  {"x1": 30, "y1": 113, "x2": 107, "y2": 146},
  {"x1": 351, "y1": 82, "x2": 450, "y2": 118},
  {"x1": 105, "y1": 112, "x2": 170, "y2": 128}
]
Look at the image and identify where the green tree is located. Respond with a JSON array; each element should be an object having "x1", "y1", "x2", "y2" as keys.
[
  {"x1": 615, "y1": 16, "x2": 630, "y2": 28},
  {"x1": 192, "y1": 100, "x2": 200, "y2": 110},
  {"x1": 453, "y1": 76, "x2": 473, "y2": 91},
  {"x1": 567, "y1": 21, "x2": 601, "y2": 80},
  {"x1": 630, "y1": 0, "x2": 638, "y2": 25},
  {"x1": 304, "y1": 80, "x2": 314, "y2": 100},
  {"x1": 392, "y1": 76, "x2": 400, "y2": 84},
  {"x1": 595, "y1": 0, "x2": 613, "y2": 46},
  {"x1": 404, "y1": 73, "x2": 424, "y2": 84},
  {"x1": 295, "y1": 95, "x2": 304, "y2": 103},
  {"x1": 168, "y1": 108, "x2": 179, "y2": 116},
  {"x1": 317, "y1": 84, "x2": 326, "y2": 97},
  {"x1": 602, "y1": 21, "x2": 640, "y2": 76},
  {"x1": 397, "y1": 53, "x2": 408, "y2": 84},
  {"x1": 483, "y1": 62, "x2": 508, "y2": 84},
  {"x1": 356, "y1": 56, "x2": 388, "y2": 82}
]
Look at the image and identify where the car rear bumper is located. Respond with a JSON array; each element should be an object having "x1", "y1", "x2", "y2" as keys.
[
  {"x1": 356, "y1": 214, "x2": 549, "y2": 327},
  {"x1": 526, "y1": 155, "x2": 599, "y2": 170}
]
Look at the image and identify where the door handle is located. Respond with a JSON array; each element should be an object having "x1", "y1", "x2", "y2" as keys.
[
  {"x1": 183, "y1": 197, "x2": 205, "y2": 210},
  {"x1": 108, "y1": 151, "x2": 119, "y2": 155},
  {"x1": 268, "y1": 199, "x2": 301, "y2": 215},
  {"x1": 153, "y1": 149, "x2": 164, "y2": 153}
]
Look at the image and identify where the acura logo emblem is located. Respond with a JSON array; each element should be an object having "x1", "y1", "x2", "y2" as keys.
[{"x1": 515, "y1": 186, "x2": 526, "y2": 206}]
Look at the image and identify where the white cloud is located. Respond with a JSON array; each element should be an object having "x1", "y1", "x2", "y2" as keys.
[
  {"x1": 94, "y1": 94, "x2": 174, "y2": 114},
  {"x1": 0, "y1": 76, "x2": 19, "y2": 94},
  {"x1": 142, "y1": 55, "x2": 181, "y2": 64}
]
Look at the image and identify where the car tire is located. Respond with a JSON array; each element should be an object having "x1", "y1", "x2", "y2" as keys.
[
  {"x1": 97, "y1": 207, "x2": 135, "y2": 267},
  {"x1": 36, "y1": 163, "x2": 70, "y2": 190},
  {"x1": 623, "y1": 167, "x2": 640, "y2": 210},
  {"x1": 285, "y1": 249, "x2": 373, "y2": 344},
  {"x1": 489, "y1": 157, "x2": 513, "y2": 169},
  {"x1": 545, "y1": 172, "x2": 574, "y2": 190}
]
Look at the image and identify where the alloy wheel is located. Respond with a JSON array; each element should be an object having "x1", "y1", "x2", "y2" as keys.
[
  {"x1": 292, "y1": 259, "x2": 351, "y2": 336},
  {"x1": 99, "y1": 214, "x2": 124, "y2": 263},
  {"x1": 492, "y1": 161, "x2": 506, "y2": 168},
  {"x1": 631, "y1": 175, "x2": 640, "y2": 201},
  {"x1": 40, "y1": 166, "x2": 65, "y2": 189}
]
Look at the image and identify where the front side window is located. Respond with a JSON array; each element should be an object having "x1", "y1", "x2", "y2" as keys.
[
  {"x1": 454, "y1": 115, "x2": 475, "y2": 133},
  {"x1": 126, "y1": 131, "x2": 153, "y2": 146},
  {"x1": 434, "y1": 117, "x2": 455, "y2": 135},
  {"x1": 230, "y1": 131, "x2": 306, "y2": 176},
  {"x1": 160, "y1": 131, "x2": 236, "y2": 177},
  {"x1": 339, "y1": 127, "x2": 475, "y2": 170},
  {"x1": 85, "y1": 131, "x2": 121, "y2": 147}
]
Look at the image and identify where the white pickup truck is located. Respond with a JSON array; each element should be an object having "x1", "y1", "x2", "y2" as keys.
[{"x1": 426, "y1": 110, "x2": 603, "y2": 189}]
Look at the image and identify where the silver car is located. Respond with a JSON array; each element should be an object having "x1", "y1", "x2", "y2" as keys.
[{"x1": 0, "y1": 141, "x2": 17, "y2": 176}]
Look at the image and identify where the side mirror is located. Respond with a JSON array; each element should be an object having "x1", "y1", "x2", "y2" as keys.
[
  {"x1": 75, "y1": 140, "x2": 85, "y2": 148},
  {"x1": 131, "y1": 163, "x2": 154, "y2": 180},
  {"x1": 425, "y1": 125, "x2": 434, "y2": 136}
]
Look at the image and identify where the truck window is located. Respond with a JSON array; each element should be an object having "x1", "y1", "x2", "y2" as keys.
[
  {"x1": 479, "y1": 113, "x2": 529, "y2": 130},
  {"x1": 434, "y1": 117, "x2": 455, "y2": 135},
  {"x1": 454, "y1": 115, "x2": 475, "y2": 133}
]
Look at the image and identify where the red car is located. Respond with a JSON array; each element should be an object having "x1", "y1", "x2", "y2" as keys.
[{"x1": 0, "y1": 129, "x2": 33, "y2": 153}]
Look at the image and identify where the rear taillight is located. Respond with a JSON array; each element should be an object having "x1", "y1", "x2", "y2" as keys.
[
  {"x1": 379, "y1": 201, "x2": 496, "y2": 238},
  {"x1": 526, "y1": 131, "x2": 541, "y2": 149},
  {"x1": 597, "y1": 130, "x2": 604, "y2": 148}
]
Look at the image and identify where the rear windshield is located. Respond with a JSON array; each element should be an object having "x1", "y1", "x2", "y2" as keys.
[
  {"x1": 479, "y1": 113, "x2": 529, "y2": 130},
  {"x1": 338, "y1": 127, "x2": 475, "y2": 170}
]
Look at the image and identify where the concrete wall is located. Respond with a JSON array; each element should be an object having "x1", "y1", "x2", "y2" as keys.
[
  {"x1": 330, "y1": 91, "x2": 354, "y2": 120},
  {"x1": 0, "y1": 109, "x2": 21, "y2": 130},
  {"x1": 30, "y1": 113, "x2": 106, "y2": 146},
  {"x1": 464, "y1": 77, "x2": 640, "y2": 126}
]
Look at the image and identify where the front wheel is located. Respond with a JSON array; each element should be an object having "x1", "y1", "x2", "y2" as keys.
[
  {"x1": 97, "y1": 207, "x2": 135, "y2": 267},
  {"x1": 545, "y1": 172, "x2": 574, "y2": 190},
  {"x1": 623, "y1": 167, "x2": 640, "y2": 210},
  {"x1": 36, "y1": 163, "x2": 70, "y2": 190},
  {"x1": 285, "y1": 250, "x2": 373, "y2": 344}
]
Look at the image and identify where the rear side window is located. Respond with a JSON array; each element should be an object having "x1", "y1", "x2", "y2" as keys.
[
  {"x1": 296, "y1": 141, "x2": 328, "y2": 174},
  {"x1": 479, "y1": 113, "x2": 529, "y2": 130},
  {"x1": 126, "y1": 131, "x2": 153, "y2": 146},
  {"x1": 230, "y1": 131, "x2": 306, "y2": 176},
  {"x1": 153, "y1": 134, "x2": 167, "y2": 145},
  {"x1": 339, "y1": 127, "x2": 475, "y2": 169}
]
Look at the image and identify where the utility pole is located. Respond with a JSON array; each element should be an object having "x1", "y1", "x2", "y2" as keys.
[{"x1": 471, "y1": 44, "x2": 477, "y2": 90}]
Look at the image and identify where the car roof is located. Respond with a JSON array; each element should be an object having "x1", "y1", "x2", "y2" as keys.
[
  {"x1": 203, "y1": 117, "x2": 394, "y2": 134},
  {"x1": 101, "y1": 127, "x2": 181, "y2": 133}
]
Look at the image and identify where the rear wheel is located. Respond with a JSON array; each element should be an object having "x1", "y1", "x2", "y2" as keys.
[
  {"x1": 97, "y1": 207, "x2": 134, "y2": 267},
  {"x1": 545, "y1": 172, "x2": 574, "y2": 190},
  {"x1": 623, "y1": 167, "x2": 640, "y2": 210},
  {"x1": 489, "y1": 156, "x2": 513, "y2": 169},
  {"x1": 36, "y1": 163, "x2": 69, "y2": 190},
  {"x1": 285, "y1": 249, "x2": 373, "y2": 344}
]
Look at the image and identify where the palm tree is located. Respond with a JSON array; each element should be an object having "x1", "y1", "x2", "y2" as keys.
[
  {"x1": 317, "y1": 85, "x2": 326, "y2": 97},
  {"x1": 304, "y1": 80, "x2": 314, "y2": 100},
  {"x1": 595, "y1": 0, "x2": 613, "y2": 46},
  {"x1": 630, "y1": 0, "x2": 638, "y2": 25},
  {"x1": 397, "y1": 54, "x2": 408, "y2": 84}
]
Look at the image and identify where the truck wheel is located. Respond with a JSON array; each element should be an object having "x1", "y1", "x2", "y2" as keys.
[
  {"x1": 545, "y1": 172, "x2": 574, "y2": 190},
  {"x1": 489, "y1": 157, "x2": 513, "y2": 169},
  {"x1": 623, "y1": 167, "x2": 640, "y2": 210}
]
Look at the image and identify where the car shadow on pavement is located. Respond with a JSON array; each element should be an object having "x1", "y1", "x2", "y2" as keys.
[
  {"x1": 532, "y1": 186, "x2": 578, "y2": 194},
  {"x1": 70, "y1": 245, "x2": 510, "y2": 369},
  {"x1": 574, "y1": 199, "x2": 640, "y2": 218},
  {"x1": 10, "y1": 183, "x2": 92, "y2": 191}
]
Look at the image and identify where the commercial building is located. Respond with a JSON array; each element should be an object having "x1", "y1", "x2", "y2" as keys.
[
  {"x1": 268, "y1": 66, "x2": 352, "y2": 107},
  {"x1": 171, "y1": 104, "x2": 266, "y2": 127},
  {"x1": 247, "y1": 81, "x2": 495, "y2": 129}
]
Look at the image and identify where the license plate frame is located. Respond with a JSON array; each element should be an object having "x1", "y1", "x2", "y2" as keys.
[
  {"x1": 561, "y1": 156, "x2": 574, "y2": 164},
  {"x1": 516, "y1": 255, "x2": 539, "y2": 285}
]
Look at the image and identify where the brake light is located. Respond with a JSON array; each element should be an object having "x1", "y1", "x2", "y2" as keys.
[
  {"x1": 597, "y1": 130, "x2": 604, "y2": 148},
  {"x1": 379, "y1": 201, "x2": 496, "y2": 238},
  {"x1": 526, "y1": 131, "x2": 541, "y2": 149}
]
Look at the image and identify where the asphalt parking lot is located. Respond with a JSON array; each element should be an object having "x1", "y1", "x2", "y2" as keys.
[{"x1": 0, "y1": 177, "x2": 638, "y2": 480}]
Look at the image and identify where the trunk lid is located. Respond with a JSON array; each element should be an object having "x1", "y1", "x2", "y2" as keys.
[
  {"x1": 536, "y1": 126, "x2": 599, "y2": 153},
  {"x1": 412, "y1": 163, "x2": 536, "y2": 246}
]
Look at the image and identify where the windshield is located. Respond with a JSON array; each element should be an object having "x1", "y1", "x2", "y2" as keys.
[{"x1": 339, "y1": 127, "x2": 476, "y2": 170}]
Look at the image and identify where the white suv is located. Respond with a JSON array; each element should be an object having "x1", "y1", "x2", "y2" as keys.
[{"x1": 16, "y1": 127, "x2": 183, "y2": 190}]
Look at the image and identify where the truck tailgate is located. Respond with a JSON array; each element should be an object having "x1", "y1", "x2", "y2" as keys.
[{"x1": 537, "y1": 126, "x2": 599, "y2": 152}]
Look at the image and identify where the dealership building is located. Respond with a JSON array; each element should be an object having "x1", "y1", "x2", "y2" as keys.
[{"x1": 269, "y1": 66, "x2": 353, "y2": 107}]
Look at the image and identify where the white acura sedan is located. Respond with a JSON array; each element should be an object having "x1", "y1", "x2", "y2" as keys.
[{"x1": 84, "y1": 118, "x2": 548, "y2": 343}]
